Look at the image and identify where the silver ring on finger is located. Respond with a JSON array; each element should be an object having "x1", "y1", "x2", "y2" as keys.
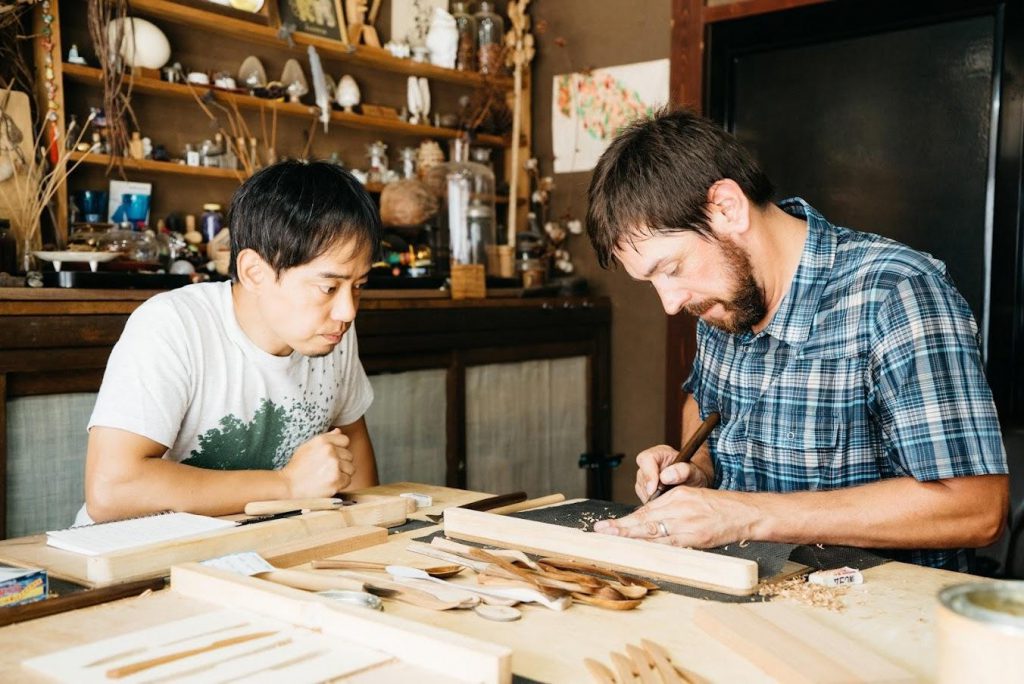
[{"x1": 656, "y1": 521, "x2": 669, "y2": 537}]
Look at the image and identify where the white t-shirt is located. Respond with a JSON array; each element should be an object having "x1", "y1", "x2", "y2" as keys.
[{"x1": 75, "y1": 281, "x2": 373, "y2": 525}]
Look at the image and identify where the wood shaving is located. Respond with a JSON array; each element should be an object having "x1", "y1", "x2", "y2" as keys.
[
  {"x1": 757, "y1": 576, "x2": 847, "y2": 611},
  {"x1": 738, "y1": 539, "x2": 750, "y2": 548}
]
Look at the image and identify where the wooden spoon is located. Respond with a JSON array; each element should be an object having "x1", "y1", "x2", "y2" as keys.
[{"x1": 310, "y1": 559, "x2": 464, "y2": 578}]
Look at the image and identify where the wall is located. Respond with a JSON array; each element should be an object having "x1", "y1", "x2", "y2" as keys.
[{"x1": 531, "y1": 1, "x2": 672, "y2": 502}]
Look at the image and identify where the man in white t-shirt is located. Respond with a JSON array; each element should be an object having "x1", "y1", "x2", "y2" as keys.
[{"x1": 79, "y1": 161, "x2": 381, "y2": 524}]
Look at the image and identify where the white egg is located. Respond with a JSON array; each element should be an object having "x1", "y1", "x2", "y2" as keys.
[{"x1": 107, "y1": 17, "x2": 171, "y2": 70}]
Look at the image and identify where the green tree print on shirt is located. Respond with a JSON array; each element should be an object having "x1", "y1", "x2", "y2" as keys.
[{"x1": 184, "y1": 398, "x2": 288, "y2": 470}]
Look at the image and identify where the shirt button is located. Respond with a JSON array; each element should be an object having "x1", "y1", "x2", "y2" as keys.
[{"x1": 788, "y1": 431, "x2": 796, "y2": 440}]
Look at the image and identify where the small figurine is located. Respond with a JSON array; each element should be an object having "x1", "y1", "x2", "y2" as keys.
[
  {"x1": 385, "y1": 40, "x2": 411, "y2": 59},
  {"x1": 67, "y1": 44, "x2": 87, "y2": 66},
  {"x1": 335, "y1": 75, "x2": 361, "y2": 113},
  {"x1": 425, "y1": 7, "x2": 458, "y2": 69}
]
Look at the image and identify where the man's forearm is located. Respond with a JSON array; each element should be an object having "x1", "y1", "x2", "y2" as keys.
[
  {"x1": 87, "y1": 459, "x2": 291, "y2": 522},
  {"x1": 739, "y1": 474, "x2": 1008, "y2": 549}
]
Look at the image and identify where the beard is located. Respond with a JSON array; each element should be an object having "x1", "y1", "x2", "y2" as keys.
[{"x1": 684, "y1": 240, "x2": 767, "y2": 334}]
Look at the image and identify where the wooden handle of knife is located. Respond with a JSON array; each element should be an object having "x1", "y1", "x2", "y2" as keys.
[
  {"x1": 487, "y1": 493, "x2": 566, "y2": 516},
  {"x1": 243, "y1": 498, "x2": 340, "y2": 515}
]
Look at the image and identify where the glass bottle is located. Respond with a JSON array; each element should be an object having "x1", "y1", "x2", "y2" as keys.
[
  {"x1": 426, "y1": 138, "x2": 497, "y2": 273},
  {"x1": 474, "y1": 1, "x2": 505, "y2": 75},
  {"x1": 201, "y1": 203, "x2": 225, "y2": 243},
  {"x1": 451, "y1": 1, "x2": 477, "y2": 72}
]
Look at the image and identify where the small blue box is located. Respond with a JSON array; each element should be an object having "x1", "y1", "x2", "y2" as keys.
[{"x1": 0, "y1": 566, "x2": 48, "y2": 608}]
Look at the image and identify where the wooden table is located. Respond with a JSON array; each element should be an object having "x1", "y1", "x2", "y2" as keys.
[{"x1": 0, "y1": 484, "x2": 971, "y2": 683}]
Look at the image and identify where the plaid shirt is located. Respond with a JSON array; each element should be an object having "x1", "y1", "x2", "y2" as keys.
[{"x1": 684, "y1": 198, "x2": 1007, "y2": 571}]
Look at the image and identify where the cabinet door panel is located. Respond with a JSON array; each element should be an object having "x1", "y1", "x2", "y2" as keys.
[
  {"x1": 366, "y1": 369, "x2": 447, "y2": 486},
  {"x1": 466, "y1": 358, "x2": 587, "y2": 498},
  {"x1": 7, "y1": 393, "x2": 94, "y2": 537}
]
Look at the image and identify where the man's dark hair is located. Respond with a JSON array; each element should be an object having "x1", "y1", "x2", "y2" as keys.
[
  {"x1": 228, "y1": 160, "x2": 382, "y2": 280},
  {"x1": 586, "y1": 108, "x2": 775, "y2": 268}
]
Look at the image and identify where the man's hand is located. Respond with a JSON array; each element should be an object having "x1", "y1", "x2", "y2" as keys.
[
  {"x1": 635, "y1": 444, "x2": 711, "y2": 502},
  {"x1": 281, "y1": 428, "x2": 355, "y2": 498},
  {"x1": 594, "y1": 487, "x2": 757, "y2": 548}
]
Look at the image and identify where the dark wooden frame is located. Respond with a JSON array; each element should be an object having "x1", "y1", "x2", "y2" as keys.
[
  {"x1": 667, "y1": 0, "x2": 1024, "y2": 441},
  {"x1": 0, "y1": 291, "x2": 611, "y2": 539}
]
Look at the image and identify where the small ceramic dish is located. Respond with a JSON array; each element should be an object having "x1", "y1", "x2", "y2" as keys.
[{"x1": 33, "y1": 251, "x2": 119, "y2": 272}]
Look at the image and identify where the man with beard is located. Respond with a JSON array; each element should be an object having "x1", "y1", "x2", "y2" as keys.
[
  {"x1": 78, "y1": 161, "x2": 380, "y2": 524},
  {"x1": 585, "y1": 109, "x2": 1007, "y2": 571}
]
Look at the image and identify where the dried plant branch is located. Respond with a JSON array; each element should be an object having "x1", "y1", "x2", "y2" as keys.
[
  {"x1": 2, "y1": 79, "x2": 96, "y2": 261},
  {"x1": 88, "y1": 0, "x2": 137, "y2": 173}
]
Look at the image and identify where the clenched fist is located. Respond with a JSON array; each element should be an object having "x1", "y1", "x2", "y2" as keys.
[{"x1": 281, "y1": 428, "x2": 355, "y2": 497}]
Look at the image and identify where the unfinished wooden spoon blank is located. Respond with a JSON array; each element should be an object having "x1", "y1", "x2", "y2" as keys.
[
  {"x1": 571, "y1": 592, "x2": 643, "y2": 611},
  {"x1": 474, "y1": 604, "x2": 522, "y2": 622},
  {"x1": 584, "y1": 657, "x2": 617, "y2": 684}
]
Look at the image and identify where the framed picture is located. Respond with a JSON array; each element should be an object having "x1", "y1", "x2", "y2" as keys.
[
  {"x1": 277, "y1": 0, "x2": 349, "y2": 43},
  {"x1": 169, "y1": 0, "x2": 276, "y2": 24}
]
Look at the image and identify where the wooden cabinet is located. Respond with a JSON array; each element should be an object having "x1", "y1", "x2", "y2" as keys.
[{"x1": 0, "y1": 290, "x2": 611, "y2": 538}]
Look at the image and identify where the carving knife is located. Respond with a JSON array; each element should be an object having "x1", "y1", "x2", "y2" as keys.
[
  {"x1": 243, "y1": 497, "x2": 351, "y2": 516},
  {"x1": 424, "y1": 491, "x2": 528, "y2": 523}
]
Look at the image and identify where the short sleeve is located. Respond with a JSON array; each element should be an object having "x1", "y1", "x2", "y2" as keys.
[
  {"x1": 332, "y1": 324, "x2": 374, "y2": 427},
  {"x1": 869, "y1": 273, "x2": 1006, "y2": 481},
  {"x1": 88, "y1": 298, "x2": 192, "y2": 449}
]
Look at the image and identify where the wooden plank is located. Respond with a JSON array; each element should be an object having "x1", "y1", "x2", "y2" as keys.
[
  {"x1": 170, "y1": 563, "x2": 513, "y2": 683},
  {"x1": 703, "y1": 0, "x2": 831, "y2": 24},
  {"x1": 694, "y1": 603, "x2": 915, "y2": 683},
  {"x1": 63, "y1": 63, "x2": 506, "y2": 147},
  {"x1": 442, "y1": 508, "x2": 758, "y2": 595},
  {"x1": 260, "y1": 526, "x2": 387, "y2": 568},
  {"x1": 0, "y1": 508, "x2": 394, "y2": 587}
]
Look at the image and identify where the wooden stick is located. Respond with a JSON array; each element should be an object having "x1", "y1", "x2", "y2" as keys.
[
  {"x1": 487, "y1": 493, "x2": 566, "y2": 515},
  {"x1": 443, "y1": 508, "x2": 758, "y2": 595},
  {"x1": 106, "y1": 631, "x2": 277, "y2": 678}
]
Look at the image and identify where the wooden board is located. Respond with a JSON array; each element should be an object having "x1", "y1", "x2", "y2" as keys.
[
  {"x1": 170, "y1": 563, "x2": 513, "y2": 683},
  {"x1": 694, "y1": 602, "x2": 916, "y2": 683},
  {"x1": 442, "y1": 508, "x2": 759, "y2": 595},
  {"x1": 0, "y1": 498, "x2": 400, "y2": 587}
]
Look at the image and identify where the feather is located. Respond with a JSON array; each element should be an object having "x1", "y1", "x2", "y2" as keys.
[{"x1": 307, "y1": 45, "x2": 330, "y2": 133}]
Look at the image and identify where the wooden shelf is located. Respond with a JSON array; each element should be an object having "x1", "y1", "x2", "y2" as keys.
[
  {"x1": 65, "y1": 152, "x2": 511, "y2": 203},
  {"x1": 129, "y1": 0, "x2": 513, "y2": 90},
  {"x1": 62, "y1": 64, "x2": 507, "y2": 147},
  {"x1": 68, "y1": 151, "x2": 244, "y2": 180}
]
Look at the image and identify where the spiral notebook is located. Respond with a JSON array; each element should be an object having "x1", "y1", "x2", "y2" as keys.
[{"x1": 45, "y1": 512, "x2": 237, "y2": 556}]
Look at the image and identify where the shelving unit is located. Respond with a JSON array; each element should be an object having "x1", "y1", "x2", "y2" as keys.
[{"x1": 41, "y1": 0, "x2": 529, "y2": 247}]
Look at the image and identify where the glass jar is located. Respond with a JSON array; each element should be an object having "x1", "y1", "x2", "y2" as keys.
[
  {"x1": 451, "y1": 1, "x2": 477, "y2": 72},
  {"x1": 201, "y1": 203, "x2": 225, "y2": 243},
  {"x1": 97, "y1": 225, "x2": 161, "y2": 265},
  {"x1": 474, "y1": 1, "x2": 505, "y2": 75},
  {"x1": 366, "y1": 141, "x2": 389, "y2": 184},
  {"x1": 426, "y1": 138, "x2": 497, "y2": 271}
]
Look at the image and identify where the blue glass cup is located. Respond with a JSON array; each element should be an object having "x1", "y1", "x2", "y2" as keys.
[{"x1": 73, "y1": 190, "x2": 108, "y2": 223}]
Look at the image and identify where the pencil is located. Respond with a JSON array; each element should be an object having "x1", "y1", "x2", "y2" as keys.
[{"x1": 646, "y1": 411, "x2": 721, "y2": 502}]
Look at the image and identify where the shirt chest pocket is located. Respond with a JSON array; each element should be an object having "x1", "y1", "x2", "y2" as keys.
[{"x1": 741, "y1": 356, "x2": 868, "y2": 489}]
